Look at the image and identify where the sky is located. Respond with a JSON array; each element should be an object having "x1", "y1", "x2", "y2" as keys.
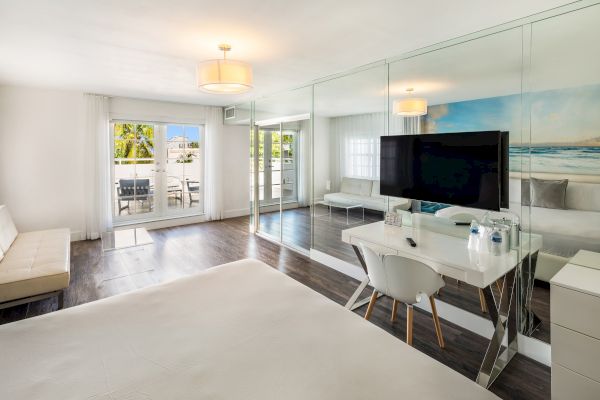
[
  {"x1": 425, "y1": 83, "x2": 600, "y2": 144},
  {"x1": 166, "y1": 125, "x2": 201, "y2": 141}
]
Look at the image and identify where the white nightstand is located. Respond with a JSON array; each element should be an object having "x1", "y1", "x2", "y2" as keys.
[{"x1": 551, "y1": 250, "x2": 600, "y2": 399}]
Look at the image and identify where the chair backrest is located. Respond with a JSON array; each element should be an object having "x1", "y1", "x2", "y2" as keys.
[
  {"x1": 186, "y1": 180, "x2": 200, "y2": 191},
  {"x1": 119, "y1": 179, "x2": 150, "y2": 196},
  {"x1": 360, "y1": 244, "x2": 445, "y2": 304}
]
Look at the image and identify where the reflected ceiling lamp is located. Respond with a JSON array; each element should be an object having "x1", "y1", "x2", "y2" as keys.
[
  {"x1": 393, "y1": 88, "x2": 428, "y2": 116},
  {"x1": 197, "y1": 44, "x2": 253, "y2": 94}
]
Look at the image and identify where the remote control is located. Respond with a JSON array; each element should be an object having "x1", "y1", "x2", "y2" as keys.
[{"x1": 406, "y1": 237, "x2": 417, "y2": 247}]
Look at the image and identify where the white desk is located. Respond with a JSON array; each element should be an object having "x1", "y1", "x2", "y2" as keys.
[{"x1": 341, "y1": 216, "x2": 542, "y2": 388}]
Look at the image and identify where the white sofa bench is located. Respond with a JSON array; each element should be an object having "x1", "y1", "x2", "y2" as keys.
[
  {"x1": 0, "y1": 205, "x2": 70, "y2": 309},
  {"x1": 324, "y1": 177, "x2": 411, "y2": 212}
]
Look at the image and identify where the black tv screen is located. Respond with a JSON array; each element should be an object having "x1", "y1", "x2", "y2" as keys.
[{"x1": 380, "y1": 131, "x2": 508, "y2": 211}]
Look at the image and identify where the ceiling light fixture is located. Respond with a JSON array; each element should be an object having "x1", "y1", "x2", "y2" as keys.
[
  {"x1": 393, "y1": 88, "x2": 428, "y2": 116},
  {"x1": 197, "y1": 44, "x2": 253, "y2": 94}
]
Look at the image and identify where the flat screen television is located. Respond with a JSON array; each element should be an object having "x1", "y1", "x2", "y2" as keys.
[{"x1": 380, "y1": 131, "x2": 509, "y2": 211}]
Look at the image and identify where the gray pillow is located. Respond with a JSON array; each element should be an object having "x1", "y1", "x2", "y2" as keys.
[
  {"x1": 521, "y1": 179, "x2": 530, "y2": 206},
  {"x1": 530, "y1": 178, "x2": 568, "y2": 209}
]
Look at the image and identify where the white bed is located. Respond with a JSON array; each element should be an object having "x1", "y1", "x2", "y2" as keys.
[{"x1": 0, "y1": 259, "x2": 498, "y2": 399}]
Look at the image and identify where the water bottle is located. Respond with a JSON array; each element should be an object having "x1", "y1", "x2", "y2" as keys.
[
  {"x1": 490, "y1": 228, "x2": 503, "y2": 256},
  {"x1": 468, "y1": 221, "x2": 480, "y2": 252}
]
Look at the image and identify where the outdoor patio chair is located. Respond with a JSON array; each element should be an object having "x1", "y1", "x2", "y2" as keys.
[
  {"x1": 185, "y1": 180, "x2": 200, "y2": 206},
  {"x1": 117, "y1": 179, "x2": 152, "y2": 215}
]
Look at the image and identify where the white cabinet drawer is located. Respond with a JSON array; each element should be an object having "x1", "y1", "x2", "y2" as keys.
[
  {"x1": 552, "y1": 323, "x2": 600, "y2": 382},
  {"x1": 552, "y1": 363, "x2": 600, "y2": 400},
  {"x1": 551, "y1": 284, "x2": 600, "y2": 339}
]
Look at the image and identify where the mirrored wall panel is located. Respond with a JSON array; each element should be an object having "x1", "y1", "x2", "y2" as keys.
[
  {"x1": 313, "y1": 65, "x2": 387, "y2": 265},
  {"x1": 387, "y1": 26, "x2": 540, "y2": 337},
  {"x1": 526, "y1": 3, "x2": 600, "y2": 343},
  {"x1": 253, "y1": 86, "x2": 312, "y2": 252}
]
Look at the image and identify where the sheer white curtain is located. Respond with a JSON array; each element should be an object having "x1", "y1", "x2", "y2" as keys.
[
  {"x1": 83, "y1": 94, "x2": 112, "y2": 239},
  {"x1": 330, "y1": 112, "x2": 384, "y2": 191},
  {"x1": 204, "y1": 106, "x2": 224, "y2": 220}
]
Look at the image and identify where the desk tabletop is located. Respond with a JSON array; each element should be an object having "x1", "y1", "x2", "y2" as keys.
[{"x1": 342, "y1": 217, "x2": 542, "y2": 288}]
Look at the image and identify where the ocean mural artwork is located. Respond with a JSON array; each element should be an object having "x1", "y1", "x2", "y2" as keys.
[
  {"x1": 509, "y1": 146, "x2": 600, "y2": 174},
  {"x1": 424, "y1": 84, "x2": 600, "y2": 175}
]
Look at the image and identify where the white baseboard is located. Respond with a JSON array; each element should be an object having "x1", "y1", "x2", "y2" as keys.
[
  {"x1": 309, "y1": 247, "x2": 551, "y2": 366},
  {"x1": 310, "y1": 249, "x2": 366, "y2": 281},
  {"x1": 223, "y1": 208, "x2": 250, "y2": 219},
  {"x1": 115, "y1": 215, "x2": 208, "y2": 231},
  {"x1": 70, "y1": 231, "x2": 84, "y2": 242},
  {"x1": 518, "y1": 333, "x2": 551, "y2": 366}
]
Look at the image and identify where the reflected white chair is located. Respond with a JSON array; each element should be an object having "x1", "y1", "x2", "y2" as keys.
[{"x1": 361, "y1": 244, "x2": 445, "y2": 348}]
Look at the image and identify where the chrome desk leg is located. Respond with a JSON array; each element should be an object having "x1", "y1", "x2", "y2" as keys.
[
  {"x1": 345, "y1": 245, "x2": 383, "y2": 310},
  {"x1": 477, "y1": 267, "x2": 518, "y2": 388},
  {"x1": 352, "y1": 244, "x2": 368, "y2": 274},
  {"x1": 520, "y1": 251, "x2": 542, "y2": 336}
]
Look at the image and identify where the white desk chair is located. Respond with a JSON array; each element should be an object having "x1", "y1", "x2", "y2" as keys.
[{"x1": 361, "y1": 244, "x2": 445, "y2": 348}]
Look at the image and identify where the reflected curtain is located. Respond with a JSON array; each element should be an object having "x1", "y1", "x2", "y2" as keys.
[
  {"x1": 83, "y1": 94, "x2": 112, "y2": 239},
  {"x1": 330, "y1": 112, "x2": 384, "y2": 191},
  {"x1": 205, "y1": 107, "x2": 224, "y2": 220}
]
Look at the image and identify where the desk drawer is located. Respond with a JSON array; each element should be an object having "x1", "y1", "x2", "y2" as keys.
[
  {"x1": 552, "y1": 323, "x2": 600, "y2": 382},
  {"x1": 552, "y1": 363, "x2": 600, "y2": 400},
  {"x1": 350, "y1": 238, "x2": 397, "y2": 257},
  {"x1": 551, "y1": 285, "x2": 600, "y2": 339}
]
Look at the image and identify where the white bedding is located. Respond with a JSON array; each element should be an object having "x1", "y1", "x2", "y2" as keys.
[{"x1": 0, "y1": 259, "x2": 498, "y2": 399}]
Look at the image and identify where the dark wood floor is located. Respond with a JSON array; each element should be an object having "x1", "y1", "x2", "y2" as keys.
[
  {"x1": 0, "y1": 216, "x2": 550, "y2": 399},
  {"x1": 259, "y1": 206, "x2": 551, "y2": 343}
]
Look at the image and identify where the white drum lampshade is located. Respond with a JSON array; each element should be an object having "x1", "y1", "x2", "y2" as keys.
[
  {"x1": 197, "y1": 44, "x2": 253, "y2": 94},
  {"x1": 393, "y1": 97, "x2": 428, "y2": 116}
]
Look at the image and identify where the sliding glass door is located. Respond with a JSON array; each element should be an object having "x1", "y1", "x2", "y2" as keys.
[{"x1": 111, "y1": 121, "x2": 205, "y2": 224}]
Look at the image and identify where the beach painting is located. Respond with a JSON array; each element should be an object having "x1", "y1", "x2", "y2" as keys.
[{"x1": 424, "y1": 84, "x2": 600, "y2": 175}]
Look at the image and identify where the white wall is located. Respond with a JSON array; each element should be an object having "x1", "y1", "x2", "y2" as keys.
[
  {"x1": 222, "y1": 125, "x2": 250, "y2": 218},
  {"x1": 0, "y1": 86, "x2": 85, "y2": 238},
  {"x1": 0, "y1": 86, "x2": 250, "y2": 240}
]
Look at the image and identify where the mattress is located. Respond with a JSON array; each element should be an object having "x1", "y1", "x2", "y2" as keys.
[{"x1": 0, "y1": 259, "x2": 498, "y2": 399}]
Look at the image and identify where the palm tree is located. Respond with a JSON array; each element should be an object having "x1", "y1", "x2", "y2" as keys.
[{"x1": 114, "y1": 123, "x2": 154, "y2": 163}]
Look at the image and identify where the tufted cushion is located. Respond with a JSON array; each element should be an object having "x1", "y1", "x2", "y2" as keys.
[
  {"x1": 0, "y1": 247, "x2": 3, "y2": 263},
  {"x1": 340, "y1": 177, "x2": 373, "y2": 196},
  {"x1": 0, "y1": 228, "x2": 70, "y2": 303},
  {"x1": 0, "y1": 205, "x2": 18, "y2": 253}
]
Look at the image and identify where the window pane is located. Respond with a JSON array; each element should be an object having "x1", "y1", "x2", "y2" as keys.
[
  {"x1": 184, "y1": 126, "x2": 200, "y2": 143},
  {"x1": 114, "y1": 140, "x2": 135, "y2": 163},
  {"x1": 115, "y1": 123, "x2": 136, "y2": 140}
]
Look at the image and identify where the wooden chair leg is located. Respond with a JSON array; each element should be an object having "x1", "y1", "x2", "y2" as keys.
[
  {"x1": 364, "y1": 291, "x2": 379, "y2": 320},
  {"x1": 391, "y1": 299, "x2": 399, "y2": 322},
  {"x1": 406, "y1": 305, "x2": 414, "y2": 346},
  {"x1": 429, "y1": 296, "x2": 445, "y2": 349},
  {"x1": 478, "y1": 288, "x2": 488, "y2": 313}
]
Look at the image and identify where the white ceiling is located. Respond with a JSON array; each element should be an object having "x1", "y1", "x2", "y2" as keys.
[{"x1": 0, "y1": 0, "x2": 575, "y2": 106}]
